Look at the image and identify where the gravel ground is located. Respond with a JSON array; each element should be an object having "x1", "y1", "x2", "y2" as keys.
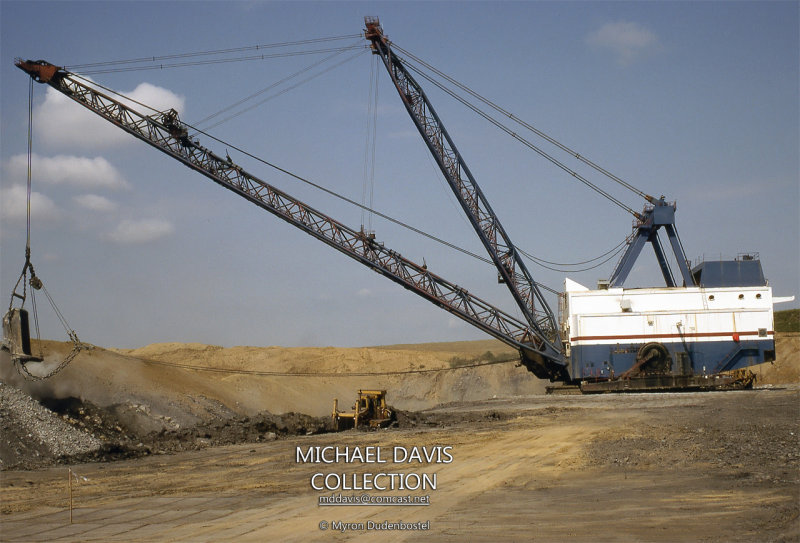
[{"x1": 2, "y1": 386, "x2": 797, "y2": 542}]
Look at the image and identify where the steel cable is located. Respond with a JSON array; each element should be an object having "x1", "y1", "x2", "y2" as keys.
[
  {"x1": 191, "y1": 45, "x2": 360, "y2": 129},
  {"x1": 402, "y1": 60, "x2": 639, "y2": 218},
  {"x1": 65, "y1": 34, "x2": 363, "y2": 69},
  {"x1": 393, "y1": 44, "x2": 653, "y2": 203},
  {"x1": 192, "y1": 49, "x2": 364, "y2": 134},
  {"x1": 76, "y1": 46, "x2": 367, "y2": 75},
  {"x1": 65, "y1": 65, "x2": 625, "y2": 293},
  {"x1": 136, "y1": 355, "x2": 520, "y2": 377}
]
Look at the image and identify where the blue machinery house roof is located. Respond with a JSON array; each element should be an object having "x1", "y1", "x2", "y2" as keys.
[{"x1": 691, "y1": 257, "x2": 766, "y2": 288}]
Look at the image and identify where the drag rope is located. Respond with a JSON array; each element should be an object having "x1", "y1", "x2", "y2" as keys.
[{"x1": 136, "y1": 355, "x2": 521, "y2": 377}]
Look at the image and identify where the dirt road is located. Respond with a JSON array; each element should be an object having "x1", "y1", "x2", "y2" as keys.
[{"x1": 2, "y1": 386, "x2": 798, "y2": 542}]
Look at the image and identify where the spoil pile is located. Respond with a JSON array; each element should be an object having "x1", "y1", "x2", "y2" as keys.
[
  {"x1": 2, "y1": 334, "x2": 797, "y2": 471},
  {"x1": 0, "y1": 381, "x2": 101, "y2": 470},
  {"x1": 0, "y1": 381, "x2": 518, "y2": 470},
  {"x1": 0, "y1": 382, "x2": 333, "y2": 469}
]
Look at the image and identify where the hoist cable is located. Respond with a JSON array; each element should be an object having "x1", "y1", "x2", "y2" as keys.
[
  {"x1": 402, "y1": 60, "x2": 640, "y2": 218},
  {"x1": 26, "y1": 78, "x2": 33, "y2": 253},
  {"x1": 8, "y1": 78, "x2": 85, "y2": 379},
  {"x1": 138, "y1": 354, "x2": 520, "y2": 377},
  {"x1": 393, "y1": 44, "x2": 654, "y2": 204},
  {"x1": 8, "y1": 79, "x2": 36, "y2": 312},
  {"x1": 65, "y1": 34, "x2": 363, "y2": 69}
]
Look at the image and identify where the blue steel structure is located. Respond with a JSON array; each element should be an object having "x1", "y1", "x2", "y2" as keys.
[{"x1": 608, "y1": 197, "x2": 695, "y2": 288}]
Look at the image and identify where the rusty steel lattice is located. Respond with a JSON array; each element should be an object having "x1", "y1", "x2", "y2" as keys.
[
  {"x1": 364, "y1": 19, "x2": 561, "y2": 366},
  {"x1": 15, "y1": 59, "x2": 567, "y2": 379}
]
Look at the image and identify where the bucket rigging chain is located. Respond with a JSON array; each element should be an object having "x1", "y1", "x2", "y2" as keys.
[{"x1": 3, "y1": 77, "x2": 86, "y2": 380}]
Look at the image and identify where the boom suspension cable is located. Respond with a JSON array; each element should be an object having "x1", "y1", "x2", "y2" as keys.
[
  {"x1": 191, "y1": 45, "x2": 362, "y2": 130},
  {"x1": 75, "y1": 46, "x2": 367, "y2": 75},
  {"x1": 65, "y1": 34, "x2": 363, "y2": 70},
  {"x1": 68, "y1": 73, "x2": 493, "y2": 266},
  {"x1": 192, "y1": 49, "x2": 364, "y2": 133},
  {"x1": 402, "y1": 60, "x2": 640, "y2": 218},
  {"x1": 393, "y1": 44, "x2": 655, "y2": 205},
  {"x1": 361, "y1": 54, "x2": 379, "y2": 232}
]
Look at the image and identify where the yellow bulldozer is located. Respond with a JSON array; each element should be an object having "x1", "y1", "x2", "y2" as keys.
[{"x1": 332, "y1": 389, "x2": 395, "y2": 431}]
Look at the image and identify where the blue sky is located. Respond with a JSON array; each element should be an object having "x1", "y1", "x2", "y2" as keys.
[{"x1": 1, "y1": 1, "x2": 798, "y2": 349}]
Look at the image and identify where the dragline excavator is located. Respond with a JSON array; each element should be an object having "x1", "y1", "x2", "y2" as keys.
[{"x1": 9, "y1": 18, "x2": 788, "y2": 392}]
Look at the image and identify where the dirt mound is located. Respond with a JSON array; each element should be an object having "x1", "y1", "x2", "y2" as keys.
[
  {"x1": 0, "y1": 382, "x2": 101, "y2": 470},
  {"x1": 3, "y1": 333, "x2": 795, "y2": 471},
  {"x1": 3, "y1": 338, "x2": 539, "y2": 421},
  {"x1": 68, "y1": 410, "x2": 334, "y2": 465},
  {"x1": 1, "y1": 382, "x2": 336, "y2": 469},
  {"x1": 752, "y1": 332, "x2": 800, "y2": 384}
]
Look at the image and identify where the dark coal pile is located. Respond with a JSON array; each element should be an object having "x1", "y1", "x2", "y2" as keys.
[
  {"x1": 0, "y1": 382, "x2": 101, "y2": 470},
  {"x1": 71, "y1": 409, "x2": 332, "y2": 465},
  {"x1": 138, "y1": 411, "x2": 333, "y2": 456},
  {"x1": 2, "y1": 376, "x2": 528, "y2": 471},
  {"x1": 1, "y1": 382, "x2": 334, "y2": 470}
]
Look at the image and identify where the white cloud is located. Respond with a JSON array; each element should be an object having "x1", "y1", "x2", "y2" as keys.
[
  {"x1": 105, "y1": 218, "x2": 174, "y2": 244},
  {"x1": 73, "y1": 194, "x2": 118, "y2": 212},
  {"x1": 34, "y1": 82, "x2": 185, "y2": 149},
  {"x1": 447, "y1": 317, "x2": 465, "y2": 329},
  {"x1": 1, "y1": 184, "x2": 60, "y2": 223},
  {"x1": 7, "y1": 154, "x2": 129, "y2": 190},
  {"x1": 586, "y1": 21, "x2": 659, "y2": 66},
  {"x1": 356, "y1": 288, "x2": 372, "y2": 298}
]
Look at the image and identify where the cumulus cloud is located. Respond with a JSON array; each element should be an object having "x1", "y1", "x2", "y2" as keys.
[
  {"x1": 6, "y1": 154, "x2": 128, "y2": 190},
  {"x1": 586, "y1": 21, "x2": 659, "y2": 66},
  {"x1": 73, "y1": 194, "x2": 118, "y2": 212},
  {"x1": 105, "y1": 218, "x2": 174, "y2": 244},
  {"x1": 34, "y1": 82, "x2": 185, "y2": 149},
  {"x1": 447, "y1": 317, "x2": 465, "y2": 329},
  {"x1": 1, "y1": 184, "x2": 60, "y2": 223}
]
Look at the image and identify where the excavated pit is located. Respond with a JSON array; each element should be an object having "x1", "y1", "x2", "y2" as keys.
[{"x1": 1, "y1": 334, "x2": 797, "y2": 472}]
